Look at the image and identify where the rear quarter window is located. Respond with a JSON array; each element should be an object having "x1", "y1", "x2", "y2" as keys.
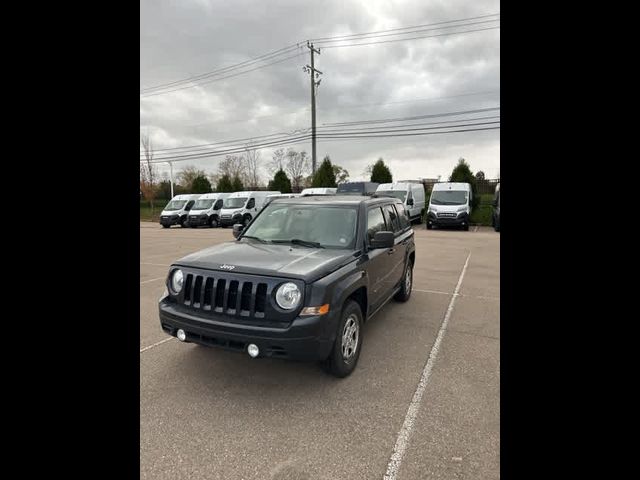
[{"x1": 366, "y1": 207, "x2": 387, "y2": 243}]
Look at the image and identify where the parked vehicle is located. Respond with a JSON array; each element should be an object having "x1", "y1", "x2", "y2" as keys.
[
  {"x1": 218, "y1": 191, "x2": 281, "y2": 227},
  {"x1": 375, "y1": 182, "x2": 426, "y2": 223},
  {"x1": 262, "y1": 193, "x2": 300, "y2": 209},
  {"x1": 158, "y1": 195, "x2": 415, "y2": 377},
  {"x1": 159, "y1": 194, "x2": 201, "y2": 228},
  {"x1": 185, "y1": 193, "x2": 231, "y2": 228},
  {"x1": 425, "y1": 182, "x2": 473, "y2": 231},
  {"x1": 336, "y1": 182, "x2": 379, "y2": 196},
  {"x1": 300, "y1": 187, "x2": 337, "y2": 196},
  {"x1": 492, "y1": 183, "x2": 500, "y2": 232}
]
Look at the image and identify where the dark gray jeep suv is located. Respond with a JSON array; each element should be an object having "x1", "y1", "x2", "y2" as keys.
[{"x1": 158, "y1": 195, "x2": 416, "y2": 377}]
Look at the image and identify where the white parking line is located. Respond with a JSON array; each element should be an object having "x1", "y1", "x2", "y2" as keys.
[
  {"x1": 413, "y1": 288, "x2": 453, "y2": 296},
  {"x1": 140, "y1": 276, "x2": 165, "y2": 285},
  {"x1": 383, "y1": 252, "x2": 471, "y2": 480},
  {"x1": 140, "y1": 337, "x2": 173, "y2": 353},
  {"x1": 413, "y1": 289, "x2": 499, "y2": 301}
]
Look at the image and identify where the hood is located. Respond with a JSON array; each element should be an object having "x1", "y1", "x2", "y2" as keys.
[
  {"x1": 173, "y1": 240, "x2": 357, "y2": 282},
  {"x1": 188, "y1": 209, "x2": 209, "y2": 215},
  {"x1": 160, "y1": 210, "x2": 180, "y2": 216}
]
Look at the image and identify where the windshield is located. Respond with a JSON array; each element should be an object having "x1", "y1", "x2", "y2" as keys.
[
  {"x1": 223, "y1": 197, "x2": 247, "y2": 209},
  {"x1": 193, "y1": 199, "x2": 215, "y2": 210},
  {"x1": 430, "y1": 190, "x2": 468, "y2": 205},
  {"x1": 377, "y1": 190, "x2": 407, "y2": 201},
  {"x1": 242, "y1": 204, "x2": 358, "y2": 248},
  {"x1": 164, "y1": 200, "x2": 187, "y2": 211}
]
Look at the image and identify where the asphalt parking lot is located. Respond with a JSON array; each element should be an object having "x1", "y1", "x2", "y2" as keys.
[{"x1": 140, "y1": 221, "x2": 500, "y2": 480}]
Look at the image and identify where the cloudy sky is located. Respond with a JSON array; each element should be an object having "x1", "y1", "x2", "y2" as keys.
[{"x1": 140, "y1": 0, "x2": 500, "y2": 184}]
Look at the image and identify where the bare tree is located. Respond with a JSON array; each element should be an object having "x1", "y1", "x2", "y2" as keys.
[
  {"x1": 218, "y1": 154, "x2": 247, "y2": 185},
  {"x1": 177, "y1": 165, "x2": 207, "y2": 190},
  {"x1": 140, "y1": 133, "x2": 158, "y2": 218},
  {"x1": 285, "y1": 148, "x2": 309, "y2": 192},
  {"x1": 244, "y1": 147, "x2": 262, "y2": 189},
  {"x1": 267, "y1": 148, "x2": 286, "y2": 176}
]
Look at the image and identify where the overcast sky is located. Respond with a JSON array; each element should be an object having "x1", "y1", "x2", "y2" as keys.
[{"x1": 140, "y1": 0, "x2": 500, "y2": 184}]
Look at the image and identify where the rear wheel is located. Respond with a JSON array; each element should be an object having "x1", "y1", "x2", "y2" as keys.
[
  {"x1": 321, "y1": 300, "x2": 363, "y2": 378},
  {"x1": 394, "y1": 260, "x2": 413, "y2": 302}
]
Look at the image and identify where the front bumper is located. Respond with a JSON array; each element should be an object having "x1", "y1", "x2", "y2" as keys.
[
  {"x1": 427, "y1": 212, "x2": 469, "y2": 227},
  {"x1": 158, "y1": 300, "x2": 336, "y2": 361},
  {"x1": 219, "y1": 214, "x2": 243, "y2": 227},
  {"x1": 160, "y1": 215, "x2": 181, "y2": 226},
  {"x1": 186, "y1": 215, "x2": 210, "y2": 227}
]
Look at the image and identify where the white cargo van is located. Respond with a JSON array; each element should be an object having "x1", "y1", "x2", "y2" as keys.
[
  {"x1": 426, "y1": 182, "x2": 472, "y2": 231},
  {"x1": 159, "y1": 194, "x2": 201, "y2": 228},
  {"x1": 219, "y1": 191, "x2": 281, "y2": 227},
  {"x1": 375, "y1": 182, "x2": 425, "y2": 223},
  {"x1": 185, "y1": 192, "x2": 231, "y2": 228},
  {"x1": 300, "y1": 187, "x2": 337, "y2": 196}
]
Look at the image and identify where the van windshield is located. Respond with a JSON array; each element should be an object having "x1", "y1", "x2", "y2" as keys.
[
  {"x1": 164, "y1": 200, "x2": 187, "y2": 211},
  {"x1": 223, "y1": 197, "x2": 247, "y2": 209},
  {"x1": 336, "y1": 185, "x2": 363, "y2": 195},
  {"x1": 377, "y1": 190, "x2": 407, "y2": 201},
  {"x1": 242, "y1": 205, "x2": 357, "y2": 249},
  {"x1": 430, "y1": 190, "x2": 468, "y2": 205},
  {"x1": 193, "y1": 199, "x2": 215, "y2": 210}
]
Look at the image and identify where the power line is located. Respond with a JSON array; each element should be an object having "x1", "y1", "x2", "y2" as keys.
[
  {"x1": 309, "y1": 13, "x2": 499, "y2": 42},
  {"x1": 322, "y1": 106, "x2": 500, "y2": 127},
  {"x1": 140, "y1": 52, "x2": 306, "y2": 98},
  {"x1": 318, "y1": 26, "x2": 500, "y2": 49},
  {"x1": 140, "y1": 43, "x2": 302, "y2": 93}
]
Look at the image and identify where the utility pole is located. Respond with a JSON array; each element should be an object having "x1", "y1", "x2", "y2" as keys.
[
  {"x1": 304, "y1": 42, "x2": 322, "y2": 175},
  {"x1": 168, "y1": 161, "x2": 174, "y2": 197}
]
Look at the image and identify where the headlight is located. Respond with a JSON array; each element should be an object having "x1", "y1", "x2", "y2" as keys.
[
  {"x1": 170, "y1": 269, "x2": 184, "y2": 294},
  {"x1": 275, "y1": 282, "x2": 301, "y2": 310}
]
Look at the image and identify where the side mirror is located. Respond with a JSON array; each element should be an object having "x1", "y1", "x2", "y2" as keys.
[
  {"x1": 407, "y1": 198, "x2": 414, "y2": 206},
  {"x1": 370, "y1": 231, "x2": 394, "y2": 249},
  {"x1": 232, "y1": 224, "x2": 244, "y2": 239}
]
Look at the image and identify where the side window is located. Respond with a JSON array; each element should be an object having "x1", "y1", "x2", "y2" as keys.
[
  {"x1": 185, "y1": 200, "x2": 195, "y2": 211},
  {"x1": 395, "y1": 204, "x2": 410, "y2": 230},
  {"x1": 367, "y1": 207, "x2": 387, "y2": 243},
  {"x1": 214, "y1": 199, "x2": 223, "y2": 210},
  {"x1": 247, "y1": 198, "x2": 255, "y2": 209},
  {"x1": 383, "y1": 204, "x2": 401, "y2": 233}
]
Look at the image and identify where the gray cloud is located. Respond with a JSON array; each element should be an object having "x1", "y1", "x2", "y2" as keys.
[{"x1": 141, "y1": 0, "x2": 500, "y2": 182}]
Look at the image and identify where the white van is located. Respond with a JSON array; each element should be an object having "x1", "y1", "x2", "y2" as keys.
[
  {"x1": 219, "y1": 191, "x2": 281, "y2": 227},
  {"x1": 159, "y1": 194, "x2": 202, "y2": 228},
  {"x1": 185, "y1": 192, "x2": 231, "y2": 228},
  {"x1": 375, "y1": 182, "x2": 426, "y2": 223},
  {"x1": 426, "y1": 182, "x2": 473, "y2": 231},
  {"x1": 300, "y1": 187, "x2": 337, "y2": 196}
]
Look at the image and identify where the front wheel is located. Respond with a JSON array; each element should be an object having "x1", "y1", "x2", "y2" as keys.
[
  {"x1": 321, "y1": 300, "x2": 363, "y2": 378},
  {"x1": 426, "y1": 222, "x2": 432, "y2": 230},
  {"x1": 209, "y1": 217, "x2": 219, "y2": 228},
  {"x1": 243, "y1": 215, "x2": 252, "y2": 227},
  {"x1": 179, "y1": 217, "x2": 187, "y2": 228},
  {"x1": 161, "y1": 224, "x2": 169, "y2": 229}
]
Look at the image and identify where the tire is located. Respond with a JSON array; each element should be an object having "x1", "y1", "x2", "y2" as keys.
[
  {"x1": 426, "y1": 222, "x2": 432, "y2": 230},
  {"x1": 463, "y1": 224, "x2": 469, "y2": 231},
  {"x1": 321, "y1": 300, "x2": 364, "y2": 378},
  {"x1": 494, "y1": 221, "x2": 500, "y2": 232},
  {"x1": 161, "y1": 224, "x2": 169, "y2": 229},
  {"x1": 243, "y1": 214, "x2": 252, "y2": 227},
  {"x1": 180, "y1": 217, "x2": 187, "y2": 228},
  {"x1": 394, "y1": 259, "x2": 413, "y2": 302},
  {"x1": 209, "y1": 217, "x2": 218, "y2": 228}
]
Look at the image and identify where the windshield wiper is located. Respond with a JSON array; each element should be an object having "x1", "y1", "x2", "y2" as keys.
[
  {"x1": 241, "y1": 235, "x2": 267, "y2": 243},
  {"x1": 272, "y1": 238, "x2": 324, "y2": 248}
]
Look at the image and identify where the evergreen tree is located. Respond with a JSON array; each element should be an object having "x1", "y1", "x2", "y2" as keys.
[
  {"x1": 370, "y1": 158, "x2": 393, "y2": 183},
  {"x1": 311, "y1": 156, "x2": 337, "y2": 187},
  {"x1": 268, "y1": 169, "x2": 292, "y2": 193}
]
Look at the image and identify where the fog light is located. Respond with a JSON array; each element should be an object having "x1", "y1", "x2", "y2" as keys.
[
  {"x1": 247, "y1": 344, "x2": 259, "y2": 358},
  {"x1": 176, "y1": 329, "x2": 186, "y2": 342}
]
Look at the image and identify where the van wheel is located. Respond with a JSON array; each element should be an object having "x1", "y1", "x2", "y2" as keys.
[
  {"x1": 161, "y1": 224, "x2": 169, "y2": 229},
  {"x1": 426, "y1": 222, "x2": 432, "y2": 230},
  {"x1": 463, "y1": 224, "x2": 469, "y2": 231},
  {"x1": 209, "y1": 217, "x2": 218, "y2": 228},
  {"x1": 321, "y1": 300, "x2": 363, "y2": 378},
  {"x1": 394, "y1": 260, "x2": 413, "y2": 302},
  {"x1": 243, "y1": 215, "x2": 252, "y2": 227}
]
